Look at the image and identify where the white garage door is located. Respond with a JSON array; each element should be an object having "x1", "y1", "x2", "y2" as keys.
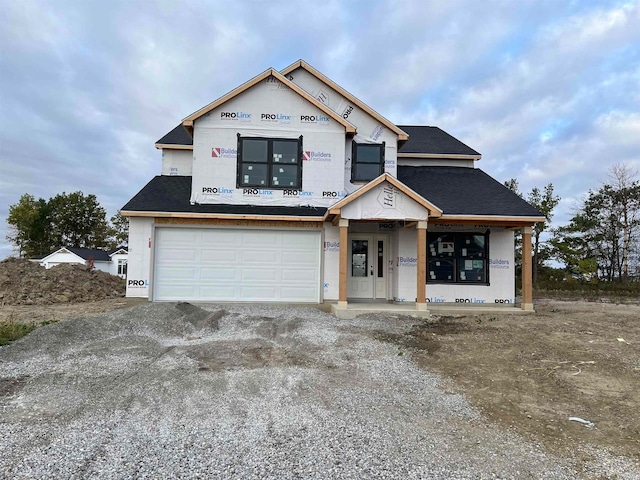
[{"x1": 154, "y1": 227, "x2": 321, "y2": 302}]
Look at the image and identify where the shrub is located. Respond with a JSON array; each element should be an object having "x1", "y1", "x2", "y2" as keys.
[{"x1": 0, "y1": 319, "x2": 58, "y2": 346}]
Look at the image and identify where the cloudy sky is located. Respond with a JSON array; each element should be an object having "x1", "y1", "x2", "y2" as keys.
[{"x1": 1, "y1": 0, "x2": 639, "y2": 259}]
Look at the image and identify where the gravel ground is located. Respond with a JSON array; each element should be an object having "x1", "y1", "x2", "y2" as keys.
[{"x1": 0, "y1": 303, "x2": 636, "y2": 479}]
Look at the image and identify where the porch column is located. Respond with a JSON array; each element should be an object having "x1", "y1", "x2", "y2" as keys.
[
  {"x1": 416, "y1": 221, "x2": 428, "y2": 310},
  {"x1": 521, "y1": 226, "x2": 534, "y2": 311},
  {"x1": 338, "y1": 218, "x2": 349, "y2": 308}
]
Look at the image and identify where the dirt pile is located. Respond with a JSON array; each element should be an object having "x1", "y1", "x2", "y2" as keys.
[{"x1": 0, "y1": 258, "x2": 125, "y2": 306}]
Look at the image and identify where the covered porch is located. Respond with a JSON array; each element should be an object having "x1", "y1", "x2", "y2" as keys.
[{"x1": 326, "y1": 174, "x2": 538, "y2": 319}]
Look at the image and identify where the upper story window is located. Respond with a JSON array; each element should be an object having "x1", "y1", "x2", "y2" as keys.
[
  {"x1": 351, "y1": 141, "x2": 385, "y2": 182},
  {"x1": 427, "y1": 231, "x2": 489, "y2": 284},
  {"x1": 237, "y1": 135, "x2": 302, "y2": 189}
]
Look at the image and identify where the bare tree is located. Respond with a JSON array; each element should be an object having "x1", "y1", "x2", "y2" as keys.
[{"x1": 608, "y1": 164, "x2": 640, "y2": 281}]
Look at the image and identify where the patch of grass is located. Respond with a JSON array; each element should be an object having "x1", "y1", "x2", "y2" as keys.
[
  {"x1": 0, "y1": 319, "x2": 58, "y2": 346},
  {"x1": 476, "y1": 316, "x2": 496, "y2": 326}
]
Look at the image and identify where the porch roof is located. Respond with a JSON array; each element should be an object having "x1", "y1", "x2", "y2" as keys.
[
  {"x1": 397, "y1": 166, "x2": 545, "y2": 218},
  {"x1": 328, "y1": 173, "x2": 442, "y2": 218}
]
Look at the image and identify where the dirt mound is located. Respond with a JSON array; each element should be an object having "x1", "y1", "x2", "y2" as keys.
[{"x1": 0, "y1": 257, "x2": 125, "y2": 305}]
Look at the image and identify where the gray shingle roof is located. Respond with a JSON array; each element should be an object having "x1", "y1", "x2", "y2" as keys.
[
  {"x1": 396, "y1": 126, "x2": 480, "y2": 156},
  {"x1": 397, "y1": 166, "x2": 543, "y2": 217},
  {"x1": 122, "y1": 176, "x2": 328, "y2": 217},
  {"x1": 67, "y1": 248, "x2": 112, "y2": 262},
  {"x1": 156, "y1": 125, "x2": 193, "y2": 145},
  {"x1": 123, "y1": 170, "x2": 542, "y2": 219}
]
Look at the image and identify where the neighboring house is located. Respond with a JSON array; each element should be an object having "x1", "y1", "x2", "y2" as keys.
[
  {"x1": 122, "y1": 60, "x2": 543, "y2": 316},
  {"x1": 36, "y1": 247, "x2": 128, "y2": 278}
]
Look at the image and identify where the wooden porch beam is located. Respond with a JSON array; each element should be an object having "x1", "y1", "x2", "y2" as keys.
[
  {"x1": 416, "y1": 221, "x2": 427, "y2": 310},
  {"x1": 338, "y1": 219, "x2": 349, "y2": 306},
  {"x1": 522, "y1": 226, "x2": 534, "y2": 311}
]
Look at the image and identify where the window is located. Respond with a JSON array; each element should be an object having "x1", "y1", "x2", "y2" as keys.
[
  {"x1": 117, "y1": 259, "x2": 127, "y2": 276},
  {"x1": 351, "y1": 141, "x2": 385, "y2": 182},
  {"x1": 427, "y1": 231, "x2": 489, "y2": 284},
  {"x1": 237, "y1": 135, "x2": 302, "y2": 189}
]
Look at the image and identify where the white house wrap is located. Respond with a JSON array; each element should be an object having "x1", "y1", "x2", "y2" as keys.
[{"x1": 123, "y1": 60, "x2": 544, "y2": 315}]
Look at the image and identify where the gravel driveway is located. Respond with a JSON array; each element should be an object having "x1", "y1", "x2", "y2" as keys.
[{"x1": 0, "y1": 303, "x2": 628, "y2": 478}]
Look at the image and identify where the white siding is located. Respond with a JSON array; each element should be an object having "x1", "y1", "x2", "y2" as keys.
[{"x1": 126, "y1": 217, "x2": 153, "y2": 298}]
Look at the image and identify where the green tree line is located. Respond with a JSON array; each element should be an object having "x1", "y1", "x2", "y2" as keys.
[
  {"x1": 506, "y1": 163, "x2": 640, "y2": 284},
  {"x1": 6, "y1": 191, "x2": 128, "y2": 258}
]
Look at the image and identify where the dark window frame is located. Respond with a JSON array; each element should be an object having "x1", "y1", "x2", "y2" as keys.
[
  {"x1": 351, "y1": 141, "x2": 385, "y2": 183},
  {"x1": 426, "y1": 231, "x2": 490, "y2": 285},
  {"x1": 236, "y1": 135, "x2": 303, "y2": 189}
]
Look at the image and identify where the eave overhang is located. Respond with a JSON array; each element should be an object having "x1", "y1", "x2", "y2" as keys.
[
  {"x1": 154, "y1": 144, "x2": 194, "y2": 150},
  {"x1": 397, "y1": 153, "x2": 481, "y2": 161},
  {"x1": 432, "y1": 214, "x2": 546, "y2": 227},
  {"x1": 120, "y1": 210, "x2": 327, "y2": 222}
]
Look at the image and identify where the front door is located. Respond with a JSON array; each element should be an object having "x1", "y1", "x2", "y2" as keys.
[{"x1": 347, "y1": 234, "x2": 388, "y2": 299}]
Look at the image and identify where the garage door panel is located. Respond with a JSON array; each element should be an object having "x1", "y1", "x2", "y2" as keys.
[
  {"x1": 243, "y1": 232, "x2": 278, "y2": 245},
  {"x1": 199, "y1": 285, "x2": 236, "y2": 297},
  {"x1": 201, "y1": 230, "x2": 237, "y2": 243},
  {"x1": 158, "y1": 266, "x2": 199, "y2": 280},
  {"x1": 281, "y1": 268, "x2": 317, "y2": 282},
  {"x1": 158, "y1": 249, "x2": 199, "y2": 263},
  {"x1": 161, "y1": 229, "x2": 199, "y2": 244},
  {"x1": 284, "y1": 251, "x2": 319, "y2": 264},
  {"x1": 241, "y1": 250, "x2": 279, "y2": 263},
  {"x1": 240, "y1": 285, "x2": 279, "y2": 299},
  {"x1": 286, "y1": 286, "x2": 320, "y2": 301},
  {"x1": 154, "y1": 227, "x2": 320, "y2": 302},
  {"x1": 154, "y1": 284, "x2": 199, "y2": 300},
  {"x1": 240, "y1": 268, "x2": 278, "y2": 281},
  {"x1": 284, "y1": 233, "x2": 319, "y2": 247},
  {"x1": 200, "y1": 267, "x2": 236, "y2": 281},
  {"x1": 201, "y1": 248, "x2": 239, "y2": 263}
]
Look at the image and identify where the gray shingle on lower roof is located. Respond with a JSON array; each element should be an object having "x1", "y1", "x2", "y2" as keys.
[
  {"x1": 397, "y1": 166, "x2": 543, "y2": 217},
  {"x1": 122, "y1": 176, "x2": 327, "y2": 217},
  {"x1": 123, "y1": 170, "x2": 541, "y2": 219},
  {"x1": 66, "y1": 248, "x2": 111, "y2": 262}
]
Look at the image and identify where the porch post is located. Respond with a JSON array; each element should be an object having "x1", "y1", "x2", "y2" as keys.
[
  {"x1": 416, "y1": 221, "x2": 428, "y2": 310},
  {"x1": 338, "y1": 218, "x2": 349, "y2": 308},
  {"x1": 521, "y1": 226, "x2": 534, "y2": 311}
]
